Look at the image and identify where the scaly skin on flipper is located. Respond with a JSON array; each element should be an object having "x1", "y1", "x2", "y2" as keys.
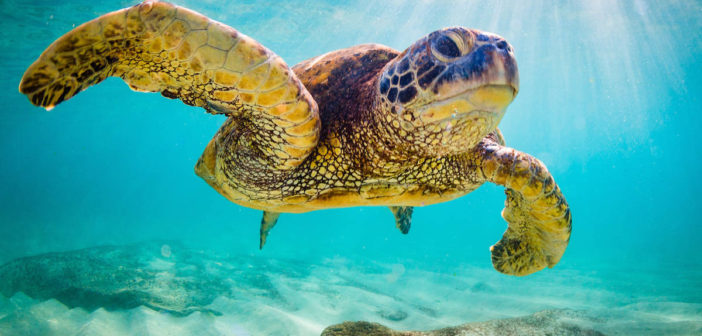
[
  {"x1": 477, "y1": 138, "x2": 572, "y2": 276},
  {"x1": 19, "y1": 0, "x2": 320, "y2": 172}
]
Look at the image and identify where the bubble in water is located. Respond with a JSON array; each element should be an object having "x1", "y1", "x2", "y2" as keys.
[
  {"x1": 385, "y1": 263, "x2": 406, "y2": 283},
  {"x1": 161, "y1": 244, "x2": 172, "y2": 258}
]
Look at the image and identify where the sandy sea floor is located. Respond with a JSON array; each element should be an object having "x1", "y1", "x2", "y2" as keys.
[{"x1": 0, "y1": 242, "x2": 700, "y2": 335}]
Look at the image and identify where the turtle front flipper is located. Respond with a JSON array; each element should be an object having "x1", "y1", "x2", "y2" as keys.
[
  {"x1": 479, "y1": 140, "x2": 572, "y2": 276},
  {"x1": 19, "y1": 1, "x2": 320, "y2": 170}
]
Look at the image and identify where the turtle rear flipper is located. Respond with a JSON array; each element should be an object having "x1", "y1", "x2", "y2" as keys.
[
  {"x1": 389, "y1": 206, "x2": 413, "y2": 234},
  {"x1": 19, "y1": 1, "x2": 320, "y2": 170},
  {"x1": 479, "y1": 142, "x2": 572, "y2": 276},
  {"x1": 259, "y1": 211, "x2": 280, "y2": 249}
]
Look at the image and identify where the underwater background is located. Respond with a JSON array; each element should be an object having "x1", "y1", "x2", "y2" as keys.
[{"x1": 0, "y1": 0, "x2": 700, "y2": 335}]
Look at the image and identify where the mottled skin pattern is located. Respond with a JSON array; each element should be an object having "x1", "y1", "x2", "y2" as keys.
[{"x1": 19, "y1": 1, "x2": 571, "y2": 276}]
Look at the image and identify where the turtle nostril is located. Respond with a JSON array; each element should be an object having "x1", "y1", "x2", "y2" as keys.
[{"x1": 496, "y1": 40, "x2": 509, "y2": 51}]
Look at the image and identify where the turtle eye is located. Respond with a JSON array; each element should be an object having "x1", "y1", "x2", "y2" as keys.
[{"x1": 431, "y1": 32, "x2": 467, "y2": 62}]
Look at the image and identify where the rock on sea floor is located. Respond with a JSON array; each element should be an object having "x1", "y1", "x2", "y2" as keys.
[
  {"x1": 322, "y1": 309, "x2": 606, "y2": 335},
  {"x1": 0, "y1": 243, "x2": 230, "y2": 316},
  {"x1": 0, "y1": 242, "x2": 700, "y2": 335}
]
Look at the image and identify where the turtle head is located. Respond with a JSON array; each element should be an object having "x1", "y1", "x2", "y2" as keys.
[{"x1": 376, "y1": 27, "x2": 518, "y2": 156}]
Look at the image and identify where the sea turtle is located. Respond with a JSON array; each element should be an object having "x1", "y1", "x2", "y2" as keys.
[{"x1": 19, "y1": 1, "x2": 571, "y2": 276}]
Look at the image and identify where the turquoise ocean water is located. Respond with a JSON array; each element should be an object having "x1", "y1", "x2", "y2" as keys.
[{"x1": 0, "y1": 1, "x2": 700, "y2": 335}]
